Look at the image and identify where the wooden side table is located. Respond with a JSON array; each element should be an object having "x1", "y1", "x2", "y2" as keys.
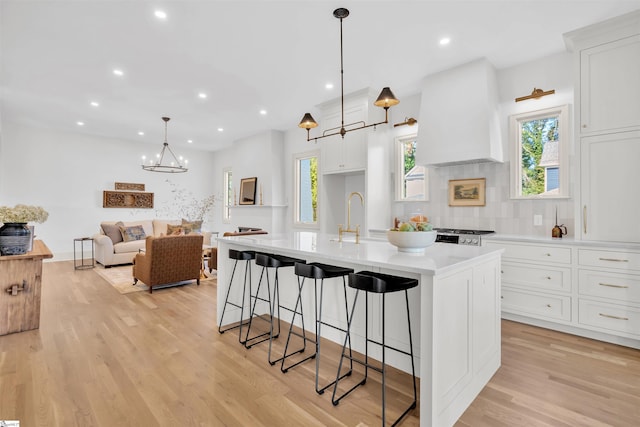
[
  {"x1": 74, "y1": 237, "x2": 94, "y2": 270},
  {"x1": 0, "y1": 240, "x2": 53, "y2": 335}
]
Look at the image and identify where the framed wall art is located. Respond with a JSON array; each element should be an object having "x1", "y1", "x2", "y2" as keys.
[
  {"x1": 103, "y1": 191, "x2": 154, "y2": 208},
  {"x1": 448, "y1": 178, "x2": 486, "y2": 207},
  {"x1": 239, "y1": 177, "x2": 257, "y2": 205},
  {"x1": 115, "y1": 182, "x2": 145, "y2": 191}
]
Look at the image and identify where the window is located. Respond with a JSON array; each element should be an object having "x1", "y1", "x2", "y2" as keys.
[
  {"x1": 510, "y1": 105, "x2": 569, "y2": 199},
  {"x1": 294, "y1": 151, "x2": 319, "y2": 227},
  {"x1": 223, "y1": 168, "x2": 232, "y2": 223},
  {"x1": 395, "y1": 134, "x2": 427, "y2": 201}
]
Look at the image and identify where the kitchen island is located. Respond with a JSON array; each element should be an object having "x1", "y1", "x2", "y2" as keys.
[{"x1": 217, "y1": 232, "x2": 503, "y2": 427}]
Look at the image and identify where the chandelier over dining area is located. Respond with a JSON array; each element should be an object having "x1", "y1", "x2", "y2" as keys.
[{"x1": 298, "y1": 8, "x2": 399, "y2": 142}]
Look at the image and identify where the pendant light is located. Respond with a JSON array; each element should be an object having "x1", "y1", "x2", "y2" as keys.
[
  {"x1": 141, "y1": 117, "x2": 188, "y2": 173},
  {"x1": 298, "y1": 8, "x2": 399, "y2": 142}
]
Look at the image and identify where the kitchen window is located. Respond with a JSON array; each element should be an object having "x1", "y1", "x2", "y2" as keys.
[
  {"x1": 294, "y1": 151, "x2": 319, "y2": 227},
  {"x1": 395, "y1": 134, "x2": 427, "y2": 201},
  {"x1": 223, "y1": 168, "x2": 232, "y2": 223},
  {"x1": 510, "y1": 105, "x2": 569, "y2": 199}
]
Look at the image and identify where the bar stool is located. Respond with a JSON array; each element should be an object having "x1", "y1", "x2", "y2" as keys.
[
  {"x1": 332, "y1": 270, "x2": 418, "y2": 427},
  {"x1": 244, "y1": 252, "x2": 306, "y2": 367},
  {"x1": 218, "y1": 249, "x2": 255, "y2": 345},
  {"x1": 282, "y1": 262, "x2": 354, "y2": 395}
]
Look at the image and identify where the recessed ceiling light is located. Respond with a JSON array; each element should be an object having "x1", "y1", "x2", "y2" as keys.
[
  {"x1": 138, "y1": 131, "x2": 145, "y2": 136},
  {"x1": 77, "y1": 121, "x2": 85, "y2": 126},
  {"x1": 217, "y1": 128, "x2": 224, "y2": 132},
  {"x1": 325, "y1": 83, "x2": 334, "y2": 89},
  {"x1": 113, "y1": 69, "x2": 124, "y2": 76},
  {"x1": 187, "y1": 139, "x2": 193, "y2": 143},
  {"x1": 198, "y1": 93, "x2": 207, "y2": 99},
  {"x1": 154, "y1": 10, "x2": 167, "y2": 20},
  {"x1": 260, "y1": 109, "x2": 267, "y2": 115},
  {"x1": 90, "y1": 101, "x2": 99, "y2": 107},
  {"x1": 439, "y1": 37, "x2": 451, "y2": 46}
]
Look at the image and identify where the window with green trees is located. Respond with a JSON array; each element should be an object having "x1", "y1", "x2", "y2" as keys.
[
  {"x1": 510, "y1": 105, "x2": 569, "y2": 199},
  {"x1": 395, "y1": 134, "x2": 427, "y2": 201},
  {"x1": 295, "y1": 151, "x2": 318, "y2": 226}
]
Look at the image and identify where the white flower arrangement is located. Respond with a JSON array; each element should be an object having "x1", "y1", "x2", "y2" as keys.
[{"x1": 0, "y1": 204, "x2": 49, "y2": 224}]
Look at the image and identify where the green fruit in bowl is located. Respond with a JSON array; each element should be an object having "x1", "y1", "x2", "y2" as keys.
[
  {"x1": 416, "y1": 223, "x2": 433, "y2": 231},
  {"x1": 398, "y1": 222, "x2": 415, "y2": 232}
]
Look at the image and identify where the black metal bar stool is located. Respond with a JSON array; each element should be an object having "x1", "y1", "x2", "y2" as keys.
[
  {"x1": 244, "y1": 252, "x2": 306, "y2": 367},
  {"x1": 332, "y1": 270, "x2": 418, "y2": 427},
  {"x1": 282, "y1": 262, "x2": 354, "y2": 394},
  {"x1": 218, "y1": 249, "x2": 255, "y2": 345}
]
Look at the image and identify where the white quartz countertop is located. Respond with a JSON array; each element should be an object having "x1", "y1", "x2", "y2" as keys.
[
  {"x1": 484, "y1": 234, "x2": 640, "y2": 250},
  {"x1": 219, "y1": 231, "x2": 502, "y2": 276}
]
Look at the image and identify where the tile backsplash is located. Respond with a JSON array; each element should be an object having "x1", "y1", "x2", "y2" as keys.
[{"x1": 393, "y1": 161, "x2": 575, "y2": 237}]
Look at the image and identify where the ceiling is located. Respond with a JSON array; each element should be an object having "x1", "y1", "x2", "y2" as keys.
[{"x1": 2, "y1": 1, "x2": 640, "y2": 153}]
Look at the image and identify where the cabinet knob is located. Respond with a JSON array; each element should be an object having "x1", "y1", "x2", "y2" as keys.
[
  {"x1": 546, "y1": 276, "x2": 552, "y2": 280},
  {"x1": 546, "y1": 304, "x2": 552, "y2": 308},
  {"x1": 582, "y1": 124, "x2": 587, "y2": 128},
  {"x1": 545, "y1": 253, "x2": 551, "y2": 257}
]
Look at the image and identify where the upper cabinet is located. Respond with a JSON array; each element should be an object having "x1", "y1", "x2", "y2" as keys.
[
  {"x1": 565, "y1": 10, "x2": 640, "y2": 244},
  {"x1": 416, "y1": 58, "x2": 503, "y2": 166},
  {"x1": 579, "y1": 35, "x2": 640, "y2": 135},
  {"x1": 318, "y1": 91, "x2": 371, "y2": 174}
]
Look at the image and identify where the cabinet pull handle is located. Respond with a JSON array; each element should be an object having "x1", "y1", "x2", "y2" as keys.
[
  {"x1": 583, "y1": 205, "x2": 587, "y2": 234},
  {"x1": 598, "y1": 257, "x2": 629, "y2": 263},
  {"x1": 599, "y1": 282, "x2": 629, "y2": 289},
  {"x1": 5, "y1": 280, "x2": 26, "y2": 296},
  {"x1": 599, "y1": 313, "x2": 629, "y2": 321}
]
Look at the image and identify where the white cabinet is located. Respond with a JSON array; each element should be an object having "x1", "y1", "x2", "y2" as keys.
[
  {"x1": 484, "y1": 241, "x2": 572, "y2": 324},
  {"x1": 580, "y1": 131, "x2": 640, "y2": 243},
  {"x1": 320, "y1": 104, "x2": 367, "y2": 174},
  {"x1": 578, "y1": 248, "x2": 640, "y2": 339},
  {"x1": 579, "y1": 35, "x2": 640, "y2": 135},
  {"x1": 484, "y1": 237, "x2": 640, "y2": 349},
  {"x1": 565, "y1": 11, "x2": 640, "y2": 245}
]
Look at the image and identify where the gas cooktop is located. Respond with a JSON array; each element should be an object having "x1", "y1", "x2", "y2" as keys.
[{"x1": 434, "y1": 228, "x2": 495, "y2": 235}]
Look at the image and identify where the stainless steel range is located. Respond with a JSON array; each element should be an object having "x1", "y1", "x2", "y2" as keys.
[{"x1": 434, "y1": 228, "x2": 495, "y2": 246}]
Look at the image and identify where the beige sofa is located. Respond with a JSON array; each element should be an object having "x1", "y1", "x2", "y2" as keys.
[{"x1": 93, "y1": 219, "x2": 211, "y2": 267}]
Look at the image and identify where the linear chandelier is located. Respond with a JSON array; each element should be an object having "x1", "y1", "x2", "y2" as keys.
[
  {"x1": 298, "y1": 8, "x2": 399, "y2": 142},
  {"x1": 141, "y1": 117, "x2": 188, "y2": 173}
]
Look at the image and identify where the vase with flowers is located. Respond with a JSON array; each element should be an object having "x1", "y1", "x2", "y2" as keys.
[{"x1": 0, "y1": 204, "x2": 49, "y2": 255}]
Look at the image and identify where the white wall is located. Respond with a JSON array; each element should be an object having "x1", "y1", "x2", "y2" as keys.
[{"x1": 0, "y1": 122, "x2": 216, "y2": 259}]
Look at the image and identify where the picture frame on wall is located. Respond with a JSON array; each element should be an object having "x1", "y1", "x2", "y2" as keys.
[
  {"x1": 239, "y1": 177, "x2": 257, "y2": 205},
  {"x1": 448, "y1": 178, "x2": 486, "y2": 206}
]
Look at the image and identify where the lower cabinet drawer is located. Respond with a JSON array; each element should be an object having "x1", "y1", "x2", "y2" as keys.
[
  {"x1": 578, "y1": 299, "x2": 640, "y2": 338},
  {"x1": 502, "y1": 263, "x2": 571, "y2": 292},
  {"x1": 501, "y1": 288, "x2": 571, "y2": 322},
  {"x1": 578, "y1": 249, "x2": 640, "y2": 272},
  {"x1": 578, "y1": 269, "x2": 640, "y2": 305}
]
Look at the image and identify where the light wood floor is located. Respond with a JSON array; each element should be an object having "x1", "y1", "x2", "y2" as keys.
[{"x1": 0, "y1": 261, "x2": 638, "y2": 426}]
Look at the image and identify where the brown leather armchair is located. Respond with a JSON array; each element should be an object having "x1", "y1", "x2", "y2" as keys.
[
  {"x1": 207, "y1": 230, "x2": 268, "y2": 272},
  {"x1": 132, "y1": 234, "x2": 204, "y2": 293}
]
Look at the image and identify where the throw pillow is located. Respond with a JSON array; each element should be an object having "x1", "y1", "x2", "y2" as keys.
[
  {"x1": 166, "y1": 224, "x2": 185, "y2": 236},
  {"x1": 102, "y1": 221, "x2": 124, "y2": 245},
  {"x1": 181, "y1": 219, "x2": 203, "y2": 235},
  {"x1": 119, "y1": 225, "x2": 147, "y2": 242}
]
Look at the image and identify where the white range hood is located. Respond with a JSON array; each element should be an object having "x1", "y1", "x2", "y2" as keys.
[{"x1": 416, "y1": 58, "x2": 503, "y2": 167}]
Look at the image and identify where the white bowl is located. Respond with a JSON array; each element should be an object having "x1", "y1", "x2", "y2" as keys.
[{"x1": 386, "y1": 230, "x2": 437, "y2": 253}]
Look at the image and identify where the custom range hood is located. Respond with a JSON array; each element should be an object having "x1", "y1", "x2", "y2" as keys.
[{"x1": 416, "y1": 58, "x2": 503, "y2": 167}]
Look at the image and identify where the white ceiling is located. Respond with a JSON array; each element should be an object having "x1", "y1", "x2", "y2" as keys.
[{"x1": 2, "y1": 1, "x2": 640, "y2": 153}]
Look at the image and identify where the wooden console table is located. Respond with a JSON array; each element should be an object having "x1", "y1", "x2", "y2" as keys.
[{"x1": 0, "y1": 240, "x2": 53, "y2": 335}]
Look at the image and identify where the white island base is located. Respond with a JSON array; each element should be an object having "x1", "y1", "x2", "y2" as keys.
[{"x1": 216, "y1": 232, "x2": 503, "y2": 427}]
